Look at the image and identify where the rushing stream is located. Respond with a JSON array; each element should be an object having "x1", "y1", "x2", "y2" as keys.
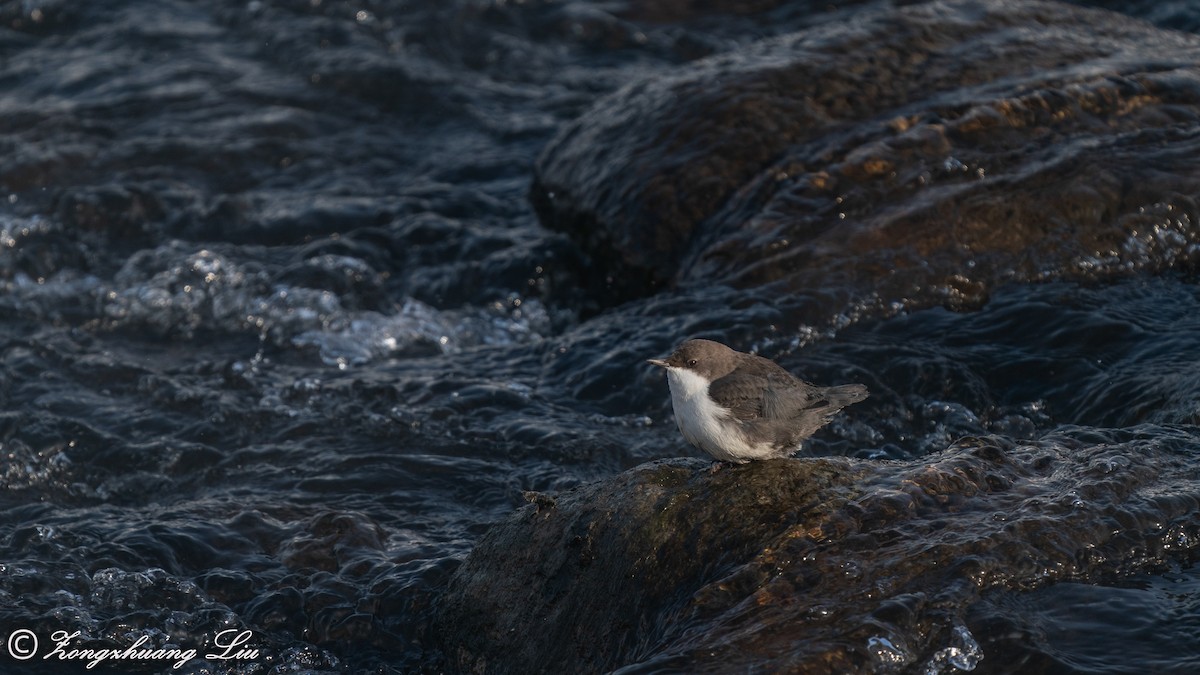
[{"x1": 2, "y1": 1, "x2": 1199, "y2": 673}]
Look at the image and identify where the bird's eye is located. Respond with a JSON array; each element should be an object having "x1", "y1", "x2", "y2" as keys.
[{"x1": 687, "y1": 359, "x2": 697, "y2": 366}]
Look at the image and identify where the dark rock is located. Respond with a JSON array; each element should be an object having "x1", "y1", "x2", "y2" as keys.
[
  {"x1": 437, "y1": 427, "x2": 1200, "y2": 673},
  {"x1": 533, "y1": 0, "x2": 1200, "y2": 312}
]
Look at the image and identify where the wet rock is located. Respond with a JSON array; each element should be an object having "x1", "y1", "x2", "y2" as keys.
[
  {"x1": 533, "y1": 0, "x2": 1200, "y2": 312},
  {"x1": 437, "y1": 426, "x2": 1200, "y2": 673}
]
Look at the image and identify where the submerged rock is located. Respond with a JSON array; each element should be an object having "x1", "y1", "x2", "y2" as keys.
[
  {"x1": 532, "y1": 0, "x2": 1200, "y2": 312},
  {"x1": 437, "y1": 426, "x2": 1200, "y2": 673}
]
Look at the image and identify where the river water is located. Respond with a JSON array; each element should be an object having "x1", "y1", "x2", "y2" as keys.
[{"x1": 1, "y1": 1, "x2": 1198, "y2": 673}]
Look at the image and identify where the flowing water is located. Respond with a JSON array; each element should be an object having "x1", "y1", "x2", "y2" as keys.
[{"x1": 1, "y1": 1, "x2": 1198, "y2": 673}]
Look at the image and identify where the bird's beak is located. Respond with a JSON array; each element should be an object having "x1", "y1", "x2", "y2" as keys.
[{"x1": 647, "y1": 358, "x2": 669, "y2": 368}]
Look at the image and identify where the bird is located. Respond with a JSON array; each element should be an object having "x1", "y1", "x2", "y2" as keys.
[{"x1": 648, "y1": 338, "x2": 868, "y2": 463}]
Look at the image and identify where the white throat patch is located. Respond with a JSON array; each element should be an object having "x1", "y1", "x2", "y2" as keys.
[{"x1": 665, "y1": 367, "x2": 766, "y2": 462}]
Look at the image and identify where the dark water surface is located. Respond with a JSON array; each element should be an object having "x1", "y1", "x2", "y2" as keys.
[{"x1": 1, "y1": 1, "x2": 1199, "y2": 673}]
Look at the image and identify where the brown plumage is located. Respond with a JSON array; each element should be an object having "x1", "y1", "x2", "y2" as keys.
[{"x1": 649, "y1": 339, "x2": 868, "y2": 462}]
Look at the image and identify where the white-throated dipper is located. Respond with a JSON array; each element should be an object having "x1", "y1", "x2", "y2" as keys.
[{"x1": 648, "y1": 339, "x2": 868, "y2": 463}]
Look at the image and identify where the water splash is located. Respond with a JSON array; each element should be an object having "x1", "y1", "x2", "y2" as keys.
[
  {"x1": 1066, "y1": 204, "x2": 1200, "y2": 278},
  {"x1": 41, "y1": 242, "x2": 556, "y2": 365},
  {"x1": 922, "y1": 625, "x2": 983, "y2": 674},
  {"x1": 867, "y1": 634, "x2": 911, "y2": 671},
  {"x1": 290, "y1": 295, "x2": 550, "y2": 367}
]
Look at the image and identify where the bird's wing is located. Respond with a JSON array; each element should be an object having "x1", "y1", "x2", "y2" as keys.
[
  {"x1": 708, "y1": 372, "x2": 824, "y2": 422},
  {"x1": 763, "y1": 378, "x2": 836, "y2": 423}
]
